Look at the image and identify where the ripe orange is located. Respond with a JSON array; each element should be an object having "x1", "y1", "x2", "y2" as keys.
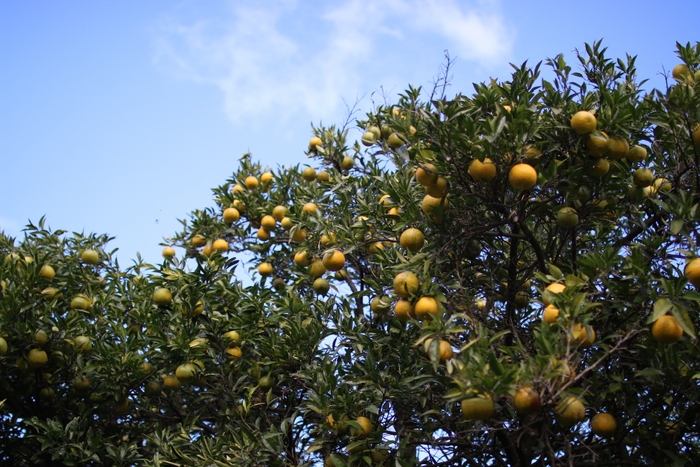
[
  {"x1": 162, "y1": 374, "x2": 181, "y2": 390},
  {"x1": 426, "y1": 176, "x2": 449, "y2": 198},
  {"x1": 257, "y1": 227, "x2": 271, "y2": 241},
  {"x1": 244, "y1": 176, "x2": 259, "y2": 190},
  {"x1": 225, "y1": 347, "x2": 243, "y2": 360},
  {"x1": 38, "y1": 264, "x2": 56, "y2": 280},
  {"x1": 294, "y1": 250, "x2": 311, "y2": 267},
  {"x1": 399, "y1": 228, "x2": 425, "y2": 252},
  {"x1": 341, "y1": 156, "x2": 355, "y2": 171},
  {"x1": 27, "y1": 348, "x2": 48, "y2": 369},
  {"x1": 212, "y1": 239, "x2": 229, "y2": 252},
  {"x1": 421, "y1": 194, "x2": 448, "y2": 223},
  {"x1": 394, "y1": 298, "x2": 415, "y2": 321},
  {"x1": 607, "y1": 136, "x2": 629, "y2": 159},
  {"x1": 74, "y1": 335, "x2": 92, "y2": 352},
  {"x1": 626, "y1": 145, "x2": 647, "y2": 163},
  {"x1": 591, "y1": 413, "x2": 617, "y2": 437},
  {"x1": 322, "y1": 249, "x2": 345, "y2": 271},
  {"x1": 320, "y1": 232, "x2": 337, "y2": 246},
  {"x1": 468, "y1": 158, "x2": 497, "y2": 182},
  {"x1": 587, "y1": 158, "x2": 610, "y2": 177},
  {"x1": 570, "y1": 110, "x2": 597, "y2": 134},
  {"x1": 368, "y1": 242, "x2": 384, "y2": 254},
  {"x1": 258, "y1": 262, "x2": 274, "y2": 276},
  {"x1": 557, "y1": 207, "x2": 579, "y2": 228},
  {"x1": 80, "y1": 249, "x2": 99, "y2": 265},
  {"x1": 424, "y1": 338, "x2": 453, "y2": 362},
  {"x1": 555, "y1": 396, "x2": 586, "y2": 427},
  {"x1": 272, "y1": 205, "x2": 287, "y2": 220},
  {"x1": 387, "y1": 132, "x2": 404, "y2": 149},
  {"x1": 513, "y1": 387, "x2": 541, "y2": 415},
  {"x1": 543, "y1": 304, "x2": 560, "y2": 323},
  {"x1": 672, "y1": 63, "x2": 691, "y2": 82},
  {"x1": 261, "y1": 215, "x2": 276, "y2": 230},
  {"x1": 361, "y1": 130, "x2": 377, "y2": 146},
  {"x1": 153, "y1": 288, "x2": 173, "y2": 306},
  {"x1": 192, "y1": 234, "x2": 207, "y2": 247},
  {"x1": 260, "y1": 172, "x2": 273, "y2": 185},
  {"x1": 291, "y1": 227, "x2": 307, "y2": 242},
  {"x1": 309, "y1": 136, "x2": 323, "y2": 149},
  {"x1": 145, "y1": 381, "x2": 161, "y2": 397},
  {"x1": 308, "y1": 259, "x2": 326, "y2": 278},
  {"x1": 461, "y1": 394, "x2": 495, "y2": 420},
  {"x1": 202, "y1": 244, "x2": 213, "y2": 256},
  {"x1": 685, "y1": 258, "x2": 700, "y2": 287},
  {"x1": 302, "y1": 167, "x2": 317, "y2": 182},
  {"x1": 317, "y1": 171, "x2": 331, "y2": 182},
  {"x1": 651, "y1": 315, "x2": 683, "y2": 343},
  {"x1": 416, "y1": 163, "x2": 439, "y2": 186},
  {"x1": 232, "y1": 199, "x2": 246, "y2": 213},
  {"x1": 585, "y1": 131, "x2": 609, "y2": 157},
  {"x1": 175, "y1": 363, "x2": 197, "y2": 383},
  {"x1": 302, "y1": 202, "x2": 318, "y2": 216},
  {"x1": 414, "y1": 296, "x2": 440, "y2": 320},
  {"x1": 162, "y1": 247, "x2": 176, "y2": 258},
  {"x1": 508, "y1": 164, "x2": 537, "y2": 190},
  {"x1": 313, "y1": 278, "x2": 330, "y2": 295},
  {"x1": 223, "y1": 207, "x2": 240, "y2": 223},
  {"x1": 370, "y1": 295, "x2": 390, "y2": 314},
  {"x1": 353, "y1": 416, "x2": 373, "y2": 437},
  {"x1": 223, "y1": 330, "x2": 241, "y2": 344},
  {"x1": 393, "y1": 271, "x2": 419, "y2": 298},
  {"x1": 232, "y1": 183, "x2": 245, "y2": 194},
  {"x1": 568, "y1": 324, "x2": 596, "y2": 348},
  {"x1": 543, "y1": 283, "x2": 566, "y2": 305},
  {"x1": 70, "y1": 295, "x2": 91, "y2": 310},
  {"x1": 632, "y1": 168, "x2": 653, "y2": 188}
]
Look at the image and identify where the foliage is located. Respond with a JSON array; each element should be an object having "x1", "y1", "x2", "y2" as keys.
[{"x1": 1, "y1": 41, "x2": 700, "y2": 466}]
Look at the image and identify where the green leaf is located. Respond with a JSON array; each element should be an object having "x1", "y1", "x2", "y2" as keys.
[{"x1": 648, "y1": 298, "x2": 673, "y2": 323}]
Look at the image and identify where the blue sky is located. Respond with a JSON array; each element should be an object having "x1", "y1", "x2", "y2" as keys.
[{"x1": 1, "y1": 0, "x2": 697, "y2": 268}]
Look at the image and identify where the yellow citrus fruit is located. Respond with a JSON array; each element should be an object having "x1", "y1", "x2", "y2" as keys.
[
  {"x1": 557, "y1": 207, "x2": 579, "y2": 228},
  {"x1": 388, "y1": 207, "x2": 401, "y2": 216},
  {"x1": 294, "y1": 250, "x2": 311, "y2": 267},
  {"x1": 393, "y1": 271, "x2": 419, "y2": 298},
  {"x1": 353, "y1": 416, "x2": 373, "y2": 437},
  {"x1": 33, "y1": 329, "x2": 48, "y2": 345},
  {"x1": 508, "y1": 164, "x2": 537, "y2": 190},
  {"x1": 291, "y1": 227, "x2": 307, "y2": 242},
  {"x1": 588, "y1": 158, "x2": 610, "y2": 177},
  {"x1": 260, "y1": 172, "x2": 273, "y2": 185},
  {"x1": 222, "y1": 207, "x2": 240, "y2": 224},
  {"x1": 162, "y1": 247, "x2": 176, "y2": 258},
  {"x1": 192, "y1": 234, "x2": 206, "y2": 247},
  {"x1": 272, "y1": 205, "x2": 287, "y2": 220},
  {"x1": 368, "y1": 242, "x2": 384, "y2": 254},
  {"x1": 653, "y1": 178, "x2": 672, "y2": 194},
  {"x1": 568, "y1": 323, "x2": 596, "y2": 348},
  {"x1": 651, "y1": 315, "x2": 683, "y2": 343},
  {"x1": 302, "y1": 167, "x2": 317, "y2": 181},
  {"x1": 212, "y1": 239, "x2": 229, "y2": 252},
  {"x1": 387, "y1": 132, "x2": 404, "y2": 148},
  {"x1": 259, "y1": 375, "x2": 274, "y2": 388},
  {"x1": 232, "y1": 199, "x2": 246, "y2": 213},
  {"x1": 175, "y1": 363, "x2": 197, "y2": 383},
  {"x1": 672, "y1": 63, "x2": 691, "y2": 82},
  {"x1": 632, "y1": 168, "x2": 654, "y2": 188},
  {"x1": 461, "y1": 394, "x2": 495, "y2": 420},
  {"x1": 302, "y1": 202, "x2": 318, "y2": 216},
  {"x1": 309, "y1": 136, "x2": 323, "y2": 149},
  {"x1": 570, "y1": 110, "x2": 597, "y2": 134},
  {"x1": 591, "y1": 413, "x2": 617, "y2": 437},
  {"x1": 232, "y1": 183, "x2": 245, "y2": 194},
  {"x1": 74, "y1": 335, "x2": 92, "y2": 352},
  {"x1": 585, "y1": 131, "x2": 609, "y2": 157},
  {"x1": 414, "y1": 296, "x2": 440, "y2": 320},
  {"x1": 320, "y1": 232, "x2": 337, "y2": 246},
  {"x1": 202, "y1": 244, "x2": 213, "y2": 256},
  {"x1": 313, "y1": 277, "x2": 330, "y2": 295},
  {"x1": 543, "y1": 304, "x2": 560, "y2": 323},
  {"x1": 39, "y1": 264, "x2": 55, "y2": 280},
  {"x1": 261, "y1": 215, "x2": 276, "y2": 230},
  {"x1": 0, "y1": 337, "x2": 7, "y2": 356},
  {"x1": 426, "y1": 176, "x2": 449, "y2": 198},
  {"x1": 223, "y1": 330, "x2": 241, "y2": 344},
  {"x1": 308, "y1": 259, "x2": 326, "y2": 278},
  {"x1": 399, "y1": 228, "x2": 425, "y2": 252},
  {"x1": 425, "y1": 338, "x2": 453, "y2": 362},
  {"x1": 625, "y1": 145, "x2": 647, "y2": 163},
  {"x1": 244, "y1": 176, "x2": 259, "y2": 190},
  {"x1": 281, "y1": 217, "x2": 293, "y2": 230},
  {"x1": 258, "y1": 262, "x2": 273, "y2": 276},
  {"x1": 361, "y1": 130, "x2": 377, "y2": 146},
  {"x1": 257, "y1": 228, "x2": 271, "y2": 241},
  {"x1": 684, "y1": 258, "x2": 700, "y2": 287},
  {"x1": 468, "y1": 158, "x2": 497, "y2": 182},
  {"x1": 370, "y1": 295, "x2": 390, "y2": 314},
  {"x1": 513, "y1": 387, "x2": 541, "y2": 415},
  {"x1": 693, "y1": 125, "x2": 700, "y2": 146},
  {"x1": 162, "y1": 374, "x2": 181, "y2": 390},
  {"x1": 555, "y1": 396, "x2": 586, "y2": 427},
  {"x1": 225, "y1": 347, "x2": 243, "y2": 360},
  {"x1": 27, "y1": 348, "x2": 48, "y2": 369},
  {"x1": 70, "y1": 295, "x2": 91, "y2": 310},
  {"x1": 341, "y1": 156, "x2": 355, "y2": 171},
  {"x1": 524, "y1": 146, "x2": 542, "y2": 164},
  {"x1": 421, "y1": 194, "x2": 448, "y2": 223},
  {"x1": 153, "y1": 288, "x2": 173, "y2": 306},
  {"x1": 394, "y1": 298, "x2": 415, "y2": 321},
  {"x1": 317, "y1": 170, "x2": 331, "y2": 182},
  {"x1": 607, "y1": 136, "x2": 629, "y2": 159},
  {"x1": 543, "y1": 283, "x2": 565, "y2": 305},
  {"x1": 80, "y1": 249, "x2": 99, "y2": 265},
  {"x1": 416, "y1": 163, "x2": 439, "y2": 186},
  {"x1": 322, "y1": 249, "x2": 345, "y2": 271}
]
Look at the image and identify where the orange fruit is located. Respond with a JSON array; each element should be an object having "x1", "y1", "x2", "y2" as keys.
[
  {"x1": 368, "y1": 242, "x2": 384, "y2": 254},
  {"x1": 421, "y1": 194, "x2": 448, "y2": 223},
  {"x1": 309, "y1": 136, "x2": 323, "y2": 149},
  {"x1": 162, "y1": 247, "x2": 176, "y2": 258},
  {"x1": 27, "y1": 348, "x2": 48, "y2": 369},
  {"x1": 260, "y1": 172, "x2": 273, "y2": 186},
  {"x1": 317, "y1": 170, "x2": 331, "y2": 182},
  {"x1": 570, "y1": 110, "x2": 597, "y2": 134},
  {"x1": 294, "y1": 250, "x2": 311, "y2": 267},
  {"x1": 353, "y1": 416, "x2": 373, "y2": 437},
  {"x1": 399, "y1": 228, "x2": 425, "y2": 252},
  {"x1": 281, "y1": 217, "x2": 293, "y2": 230},
  {"x1": 626, "y1": 145, "x2": 647, "y2": 163},
  {"x1": 684, "y1": 258, "x2": 700, "y2": 287},
  {"x1": 244, "y1": 176, "x2": 259, "y2": 190},
  {"x1": 322, "y1": 249, "x2": 345, "y2": 271},
  {"x1": 313, "y1": 278, "x2": 330, "y2": 295},
  {"x1": 607, "y1": 136, "x2": 629, "y2": 159},
  {"x1": 212, "y1": 239, "x2": 229, "y2": 252},
  {"x1": 556, "y1": 396, "x2": 586, "y2": 427},
  {"x1": 426, "y1": 176, "x2": 449, "y2": 198},
  {"x1": 387, "y1": 132, "x2": 404, "y2": 148},
  {"x1": 0, "y1": 337, "x2": 7, "y2": 356},
  {"x1": 513, "y1": 387, "x2": 541, "y2": 415},
  {"x1": 302, "y1": 202, "x2": 318, "y2": 216},
  {"x1": 302, "y1": 167, "x2": 317, "y2": 181},
  {"x1": 74, "y1": 335, "x2": 92, "y2": 352},
  {"x1": 591, "y1": 413, "x2": 617, "y2": 437},
  {"x1": 393, "y1": 271, "x2": 419, "y2": 298},
  {"x1": 672, "y1": 64, "x2": 691, "y2": 82},
  {"x1": 508, "y1": 164, "x2": 537, "y2": 190},
  {"x1": 175, "y1": 362, "x2": 197, "y2": 383},
  {"x1": 468, "y1": 158, "x2": 497, "y2": 182},
  {"x1": 461, "y1": 394, "x2": 495, "y2": 420},
  {"x1": 543, "y1": 283, "x2": 565, "y2": 305},
  {"x1": 414, "y1": 296, "x2": 440, "y2": 320},
  {"x1": 153, "y1": 288, "x2": 173, "y2": 306},
  {"x1": 651, "y1": 315, "x2": 683, "y2": 343},
  {"x1": 257, "y1": 228, "x2": 271, "y2": 241},
  {"x1": 80, "y1": 249, "x2": 99, "y2": 265},
  {"x1": 632, "y1": 168, "x2": 653, "y2": 188},
  {"x1": 693, "y1": 125, "x2": 700, "y2": 146},
  {"x1": 568, "y1": 324, "x2": 596, "y2": 348},
  {"x1": 585, "y1": 131, "x2": 609, "y2": 157},
  {"x1": 425, "y1": 338, "x2": 453, "y2": 361},
  {"x1": 232, "y1": 199, "x2": 246, "y2": 213},
  {"x1": 232, "y1": 183, "x2": 245, "y2": 194},
  {"x1": 588, "y1": 158, "x2": 610, "y2": 177},
  {"x1": 394, "y1": 298, "x2": 415, "y2": 321},
  {"x1": 38, "y1": 264, "x2": 55, "y2": 280},
  {"x1": 340, "y1": 156, "x2": 355, "y2": 170},
  {"x1": 225, "y1": 347, "x2": 243, "y2": 360},
  {"x1": 272, "y1": 205, "x2": 287, "y2": 220},
  {"x1": 291, "y1": 227, "x2": 307, "y2": 242},
  {"x1": 543, "y1": 304, "x2": 560, "y2": 323},
  {"x1": 258, "y1": 262, "x2": 274, "y2": 276},
  {"x1": 320, "y1": 232, "x2": 337, "y2": 246},
  {"x1": 308, "y1": 259, "x2": 326, "y2": 278},
  {"x1": 416, "y1": 163, "x2": 439, "y2": 186},
  {"x1": 192, "y1": 234, "x2": 206, "y2": 247},
  {"x1": 162, "y1": 374, "x2": 181, "y2": 390},
  {"x1": 557, "y1": 207, "x2": 579, "y2": 228},
  {"x1": 261, "y1": 215, "x2": 276, "y2": 230}
]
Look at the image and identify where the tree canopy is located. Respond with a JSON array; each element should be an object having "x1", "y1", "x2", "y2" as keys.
[{"x1": 1, "y1": 40, "x2": 700, "y2": 467}]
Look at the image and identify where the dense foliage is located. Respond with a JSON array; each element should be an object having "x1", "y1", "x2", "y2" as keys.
[{"x1": 1, "y1": 41, "x2": 700, "y2": 467}]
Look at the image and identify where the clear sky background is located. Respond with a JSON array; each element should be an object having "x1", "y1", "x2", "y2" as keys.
[{"x1": 1, "y1": 0, "x2": 697, "y2": 269}]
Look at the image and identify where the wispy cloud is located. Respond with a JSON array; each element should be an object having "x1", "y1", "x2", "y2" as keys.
[{"x1": 152, "y1": 0, "x2": 513, "y2": 124}]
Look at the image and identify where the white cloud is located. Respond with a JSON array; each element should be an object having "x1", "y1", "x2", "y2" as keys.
[{"x1": 152, "y1": 0, "x2": 513, "y2": 124}]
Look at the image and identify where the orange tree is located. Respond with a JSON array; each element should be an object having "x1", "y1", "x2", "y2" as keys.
[{"x1": 1, "y1": 40, "x2": 700, "y2": 466}]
